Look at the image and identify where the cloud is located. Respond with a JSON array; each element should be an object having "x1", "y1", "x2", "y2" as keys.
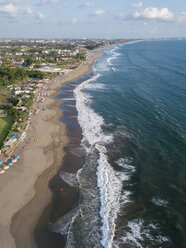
[
  {"x1": 63, "y1": 2, "x2": 69, "y2": 7},
  {"x1": 41, "y1": 0, "x2": 58, "y2": 4},
  {"x1": 131, "y1": 2, "x2": 143, "y2": 8},
  {"x1": 93, "y1": 9, "x2": 106, "y2": 16},
  {"x1": 176, "y1": 12, "x2": 186, "y2": 23},
  {"x1": 116, "y1": 12, "x2": 126, "y2": 21},
  {"x1": 71, "y1": 18, "x2": 77, "y2": 24},
  {"x1": 151, "y1": 27, "x2": 157, "y2": 33},
  {"x1": 0, "y1": 4, "x2": 19, "y2": 17},
  {"x1": 118, "y1": 13, "x2": 125, "y2": 18},
  {"x1": 25, "y1": 7, "x2": 33, "y2": 15},
  {"x1": 133, "y1": 7, "x2": 175, "y2": 21},
  {"x1": 80, "y1": 2, "x2": 95, "y2": 7},
  {"x1": 0, "y1": 0, "x2": 20, "y2": 2},
  {"x1": 59, "y1": 18, "x2": 78, "y2": 25},
  {"x1": 37, "y1": 11, "x2": 45, "y2": 19}
]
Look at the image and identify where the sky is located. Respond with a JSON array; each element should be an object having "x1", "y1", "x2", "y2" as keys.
[{"x1": 0, "y1": 0, "x2": 186, "y2": 39}]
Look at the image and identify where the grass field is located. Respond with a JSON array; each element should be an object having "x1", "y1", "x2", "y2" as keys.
[{"x1": 0, "y1": 116, "x2": 14, "y2": 148}]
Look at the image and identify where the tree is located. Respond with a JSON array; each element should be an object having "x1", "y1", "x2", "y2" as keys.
[
  {"x1": 22, "y1": 98, "x2": 32, "y2": 109},
  {"x1": 76, "y1": 53, "x2": 86, "y2": 61},
  {"x1": 0, "y1": 67, "x2": 28, "y2": 87},
  {"x1": 25, "y1": 58, "x2": 33, "y2": 66},
  {"x1": 27, "y1": 70, "x2": 45, "y2": 79},
  {"x1": 10, "y1": 97, "x2": 19, "y2": 106},
  {"x1": 7, "y1": 104, "x2": 19, "y2": 118},
  {"x1": 30, "y1": 92, "x2": 35, "y2": 101}
]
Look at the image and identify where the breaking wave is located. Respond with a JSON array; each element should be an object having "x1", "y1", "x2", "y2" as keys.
[
  {"x1": 151, "y1": 197, "x2": 169, "y2": 207},
  {"x1": 107, "y1": 47, "x2": 121, "y2": 66},
  {"x1": 116, "y1": 218, "x2": 170, "y2": 248},
  {"x1": 50, "y1": 72, "x2": 124, "y2": 247},
  {"x1": 75, "y1": 73, "x2": 122, "y2": 247},
  {"x1": 49, "y1": 42, "x2": 174, "y2": 248}
]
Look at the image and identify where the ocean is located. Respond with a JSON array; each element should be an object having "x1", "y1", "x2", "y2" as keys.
[{"x1": 50, "y1": 40, "x2": 186, "y2": 248}]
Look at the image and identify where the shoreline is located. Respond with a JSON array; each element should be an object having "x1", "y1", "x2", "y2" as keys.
[
  {"x1": 0, "y1": 51, "x2": 104, "y2": 248},
  {"x1": 35, "y1": 73, "x2": 87, "y2": 248}
]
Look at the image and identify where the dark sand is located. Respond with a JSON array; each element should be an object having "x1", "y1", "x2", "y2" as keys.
[{"x1": 9, "y1": 53, "x2": 103, "y2": 248}]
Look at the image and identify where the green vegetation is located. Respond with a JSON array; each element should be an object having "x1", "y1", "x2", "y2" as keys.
[
  {"x1": 21, "y1": 98, "x2": 32, "y2": 109},
  {"x1": 76, "y1": 53, "x2": 86, "y2": 61},
  {"x1": 0, "y1": 67, "x2": 46, "y2": 89},
  {"x1": 10, "y1": 97, "x2": 19, "y2": 106},
  {"x1": 6, "y1": 104, "x2": 20, "y2": 121},
  {"x1": 0, "y1": 116, "x2": 15, "y2": 148},
  {"x1": 85, "y1": 43, "x2": 102, "y2": 50},
  {"x1": 30, "y1": 92, "x2": 35, "y2": 101},
  {"x1": 26, "y1": 70, "x2": 45, "y2": 79},
  {"x1": 0, "y1": 67, "x2": 28, "y2": 87},
  {"x1": 25, "y1": 57, "x2": 33, "y2": 66}
]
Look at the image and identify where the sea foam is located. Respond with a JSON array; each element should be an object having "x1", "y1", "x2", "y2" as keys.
[
  {"x1": 107, "y1": 47, "x2": 121, "y2": 66},
  {"x1": 74, "y1": 73, "x2": 113, "y2": 147},
  {"x1": 74, "y1": 73, "x2": 125, "y2": 247},
  {"x1": 111, "y1": 218, "x2": 170, "y2": 248},
  {"x1": 97, "y1": 145, "x2": 123, "y2": 248}
]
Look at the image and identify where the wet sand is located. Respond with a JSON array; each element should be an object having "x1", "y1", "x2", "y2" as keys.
[
  {"x1": 35, "y1": 75, "x2": 87, "y2": 248},
  {"x1": 0, "y1": 52, "x2": 103, "y2": 248}
]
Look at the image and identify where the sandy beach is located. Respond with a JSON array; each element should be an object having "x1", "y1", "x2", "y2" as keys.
[{"x1": 0, "y1": 51, "x2": 103, "y2": 248}]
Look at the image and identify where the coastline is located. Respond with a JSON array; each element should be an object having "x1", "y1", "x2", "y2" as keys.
[{"x1": 0, "y1": 51, "x2": 103, "y2": 248}]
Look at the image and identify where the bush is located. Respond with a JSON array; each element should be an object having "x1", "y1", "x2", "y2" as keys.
[
  {"x1": 27, "y1": 70, "x2": 45, "y2": 79},
  {"x1": 22, "y1": 98, "x2": 32, "y2": 109}
]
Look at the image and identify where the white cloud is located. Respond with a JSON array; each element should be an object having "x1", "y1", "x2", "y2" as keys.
[
  {"x1": 116, "y1": 12, "x2": 126, "y2": 21},
  {"x1": 133, "y1": 7, "x2": 175, "y2": 21},
  {"x1": 41, "y1": 0, "x2": 58, "y2": 4},
  {"x1": 0, "y1": 4, "x2": 19, "y2": 17},
  {"x1": 0, "y1": 0, "x2": 20, "y2": 2},
  {"x1": 71, "y1": 18, "x2": 77, "y2": 24},
  {"x1": 37, "y1": 11, "x2": 45, "y2": 19},
  {"x1": 59, "y1": 18, "x2": 78, "y2": 25},
  {"x1": 151, "y1": 27, "x2": 157, "y2": 33},
  {"x1": 63, "y1": 2, "x2": 69, "y2": 7},
  {"x1": 25, "y1": 7, "x2": 33, "y2": 15},
  {"x1": 176, "y1": 12, "x2": 186, "y2": 23},
  {"x1": 131, "y1": 2, "x2": 143, "y2": 8},
  {"x1": 93, "y1": 9, "x2": 106, "y2": 16},
  {"x1": 80, "y1": 2, "x2": 95, "y2": 7},
  {"x1": 144, "y1": 22, "x2": 148, "y2": 26},
  {"x1": 118, "y1": 13, "x2": 125, "y2": 18}
]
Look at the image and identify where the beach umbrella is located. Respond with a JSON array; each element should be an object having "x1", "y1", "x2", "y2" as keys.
[
  {"x1": 10, "y1": 134, "x2": 16, "y2": 139},
  {"x1": 15, "y1": 156, "x2": 20, "y2": 159},
  {"x1": 4, "y1": 154, "x2": 9, "y2": 157},
  {"x1": 0, "y1": 169, "x2": 5, "y2": 174},
  {"x1": 12, "y1": 159, "x2": 17, "y2": 163},
  {"x1": 3, "y1": 166, "x2": 9, "y2": 170},
  {"x1": 23, "y1": 146, "x2": 29, "y2": 149},
  {"x1": 8, "y1": 162, "x2": 13, "y2": 166},
  {"x1": 0, "y1": 160, "x2": 2, "y2": 163}
]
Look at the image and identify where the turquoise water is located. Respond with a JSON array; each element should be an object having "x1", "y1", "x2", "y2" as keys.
[{"x1": 80, "y1": 40, "x2": 186, "y2": 247}]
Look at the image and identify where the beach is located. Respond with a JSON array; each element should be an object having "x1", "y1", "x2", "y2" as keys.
[{"x1": 0, "y1": 51, "x2": 103, "y2": 248}]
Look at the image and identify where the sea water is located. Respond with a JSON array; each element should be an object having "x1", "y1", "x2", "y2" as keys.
[{"x1": 52, "y1": 40, "x2": 186, "y2": 248}]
